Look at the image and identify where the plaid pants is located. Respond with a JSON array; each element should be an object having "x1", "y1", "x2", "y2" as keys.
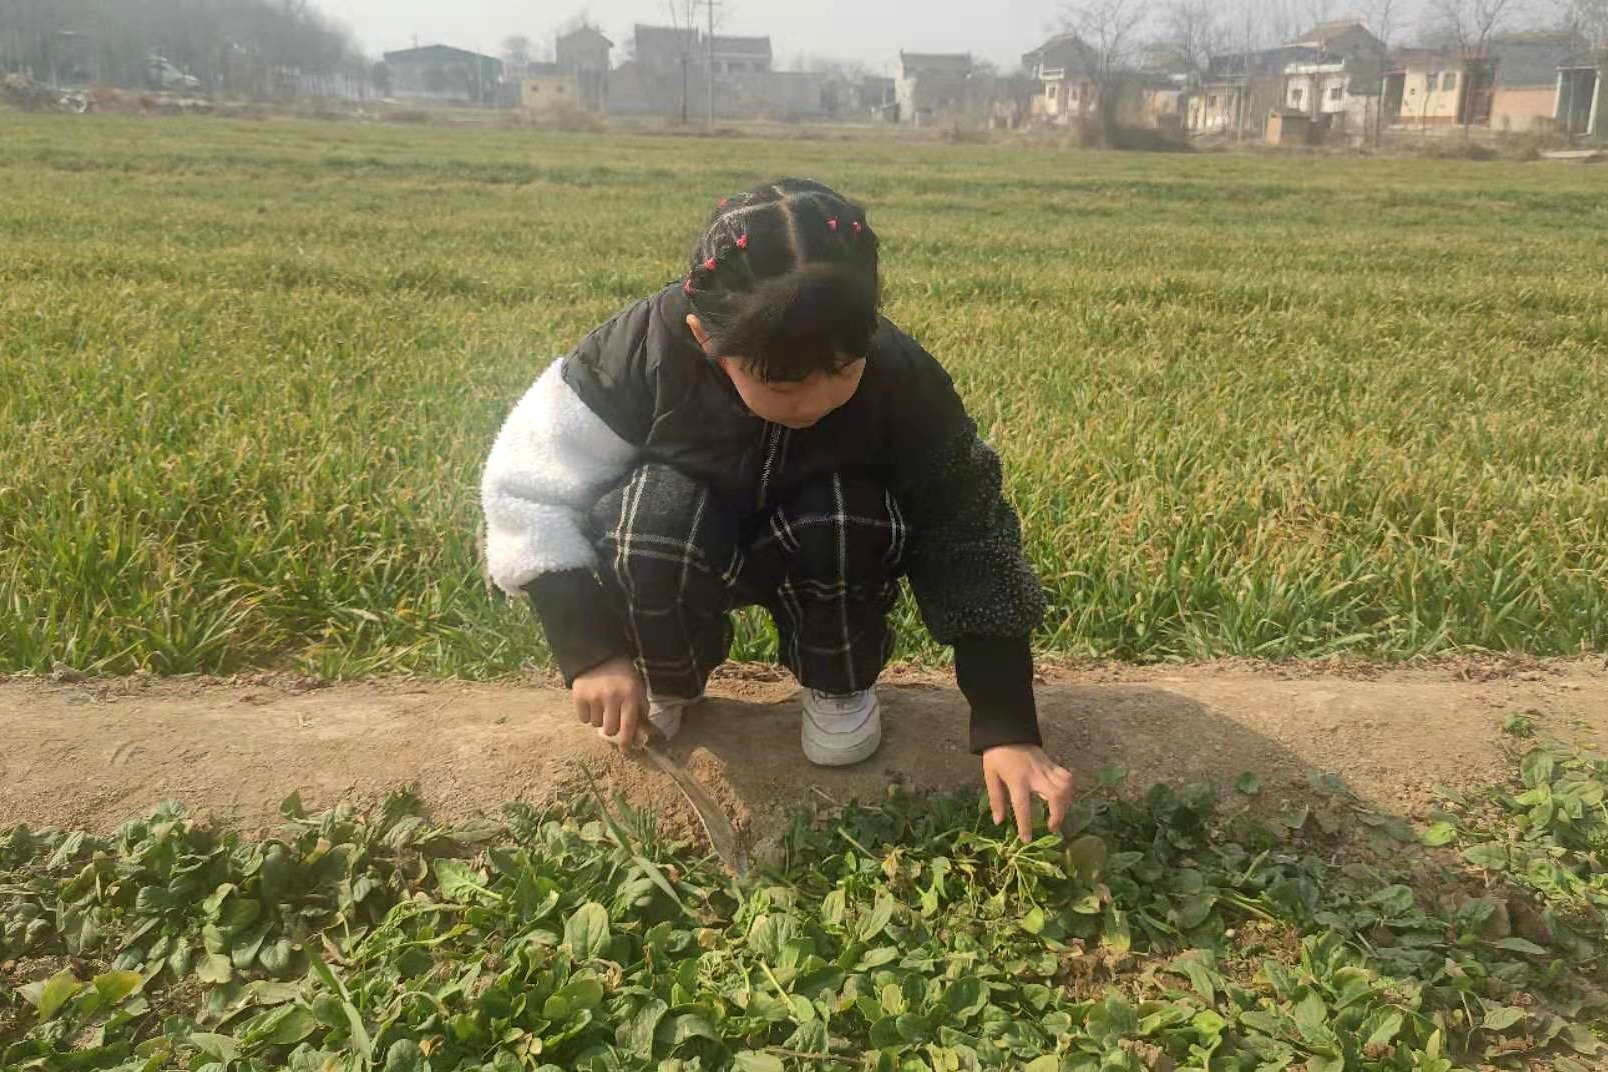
[{"x1": 589, "y1": 464, "x2": 906, "y2": 700}]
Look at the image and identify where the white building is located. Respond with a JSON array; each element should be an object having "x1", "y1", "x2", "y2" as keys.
[{"x1": 895, "y1": 52, "x2": 972, "y2": 126}]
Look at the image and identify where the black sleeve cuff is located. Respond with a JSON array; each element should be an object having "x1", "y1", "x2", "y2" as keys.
[
  {"x1": 523, "y1": 570, "x2": 632, "y2": 686},
  {"x1": 954, "y1": 636, "x2": 1042, "y2": 753}
]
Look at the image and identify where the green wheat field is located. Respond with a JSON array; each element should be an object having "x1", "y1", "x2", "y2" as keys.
[{"x1": 2, "y1": 114, "x2": 1606, "y2": 677}]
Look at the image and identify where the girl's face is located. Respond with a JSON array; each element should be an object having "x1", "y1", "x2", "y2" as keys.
[
  {"x1": 687, "y1": 315, "x2": 865, "y2": 429},
  {"x1": 718, "y1": 356, "x2": 865, "y2": 429}
]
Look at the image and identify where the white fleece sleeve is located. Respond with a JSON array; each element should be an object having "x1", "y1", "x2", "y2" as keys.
[{"x1": 480, "y1": 360, "x2": 639, "y2": 595}]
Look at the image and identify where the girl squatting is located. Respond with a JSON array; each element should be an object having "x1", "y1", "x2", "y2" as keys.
[{"x1": 483, "y1": 179, "x2": 1074, "y2": 840}]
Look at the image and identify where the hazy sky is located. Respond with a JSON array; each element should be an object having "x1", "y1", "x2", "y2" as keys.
[{"x1": 319, "y1": 0, "x2": 1073, "y2": 72}]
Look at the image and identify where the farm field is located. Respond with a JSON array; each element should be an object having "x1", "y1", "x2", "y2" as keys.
[
  {"x1": 4, "y1": 115, "x2": 1608, "y2": 1071},
  {"x1": 2, "y1": 116, "x2": 1607, "y2": 677}
]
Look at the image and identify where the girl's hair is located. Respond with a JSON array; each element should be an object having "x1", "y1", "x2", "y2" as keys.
[{"x1": 683, "y1": 178, "x2": 880, "y2": 383}]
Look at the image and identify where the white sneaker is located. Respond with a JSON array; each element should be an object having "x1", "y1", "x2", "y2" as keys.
[
  {"x1": 647, "y1": 695, "x2": 699, "y2": 741},
  {"x1": 801, "y1": 689, "x2": 882, "y2": 767},
  {"x1": 597, "y1": 695, "x2": 698, "y2": 747}
]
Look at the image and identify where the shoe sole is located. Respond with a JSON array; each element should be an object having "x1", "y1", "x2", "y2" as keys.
[{"x1": 802, "y1": 705, "x2": 882, "y2": 767}]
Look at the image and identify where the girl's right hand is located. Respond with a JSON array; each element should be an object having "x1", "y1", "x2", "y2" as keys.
[{"x1": 573, "y1": 656, "x2": 647, "y2": 748}]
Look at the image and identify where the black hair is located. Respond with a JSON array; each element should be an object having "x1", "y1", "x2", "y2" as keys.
[{"x1": 682, "y1": 178, "x2": 880, "y2": 383}]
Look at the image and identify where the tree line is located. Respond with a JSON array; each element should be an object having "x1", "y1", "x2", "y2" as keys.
[
  {"x1": 0, "y1": 0, "x2": 365, "y2": 96},
  {"x1": 1066, "y1": 0, "x2": 1604, "y2": 88}
]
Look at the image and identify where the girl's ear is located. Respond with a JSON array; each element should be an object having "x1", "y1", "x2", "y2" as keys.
[{"x1": 685, "y1": 314, "x2": 716, "y2": 355}]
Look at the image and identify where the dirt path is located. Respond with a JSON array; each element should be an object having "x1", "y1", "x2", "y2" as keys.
[{"x1": 4, "y1": 661, "x2": 1605, "y2": 852}]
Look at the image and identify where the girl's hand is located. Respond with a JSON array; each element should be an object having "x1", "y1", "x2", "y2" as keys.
[
  {"x1": 982, "y1": 744, "x2": 1075, "y2": 842},
  {"x1": 573, "y1": 657, "x2": 647, "y2": 749}
]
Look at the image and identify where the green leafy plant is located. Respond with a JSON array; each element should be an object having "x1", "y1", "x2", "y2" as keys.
[{"x1": 6, "y1": 734, "x2": 1607, "y2": 1070}]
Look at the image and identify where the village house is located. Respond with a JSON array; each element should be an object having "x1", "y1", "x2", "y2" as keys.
[
  {"x1": 1383, "y1": 33, "x2": 1596, "y2": 133},
  {"x1": 1289, "y1": 20, "x2": 1388, "y2": 69},
  {"x1": 380, "y1": 44, "x2": 502, "y2": 105},
  {"x1": 1291, "y1": 18, "x2": 1386, "y2": 141},
  {"x1": 834, "y1": 75, "x2": 896, "y2": 121},
  {"x1": 608, "y1": 24, "x2": 826, "y2": 119},
  {"x1": 704, "y1": 35, "x2": 819, "y2": 117},
  {"x1": 634, "y1": 24, "x2": 701, "y2": 79},
  {"x1": 1191, "y1": 20, "x2": 1385, "y2": 138},
  {"x1": 518, "y1": 63, "x2": 580, "y2": 117},
  {"x1": 1489, "y1": 32, "x2": 1579, "y2": 132},
  {"x1": 708, "y1": 35, "x2": 772, "y2": 76},
  {"x1": 1381, "y1": 48, "x2": 1466, "y2": 126},
  {"x1": 607, "y1": 25, "x2": 704, "y2": 117},
  {"x1": 895, "y1": 52, "x2": 973, "y2": 125},
  {"x1": 1019, "y1": 34, "x2": 1185, "y2": 133},
  {"x1": 1280, "y1": 23, "x2": 1386, "y2": 130},
  {"x1": 1138, "y1": 76, "x2": 1187, "y2": 131},
  {"x1": 1281, "y1": 56, "x2": 1385, "y2": 138},
  {"x1": 1022, "y1": 33, "x2": 1101, "y2": 126},
  {"x1": 1281, "y1": 60, "x2": 1348, "y2": 117},
  {"x1": 1190, "y1": 45, "x2": 1314, "y2": 134},
  {"x1": 756, "y1": 71, "x2": 831, "y2": 116},
  {"x1": 555, "y1": 25, "x2": 612, "y2": 112}
]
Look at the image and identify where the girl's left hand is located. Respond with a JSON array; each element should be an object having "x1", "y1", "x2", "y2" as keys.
[{"x1": 982, "y1": 744, "x2": 1075, "y2": 842}]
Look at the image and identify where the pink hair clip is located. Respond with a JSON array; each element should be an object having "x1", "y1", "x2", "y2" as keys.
[
  {"x1": 736, "y1": 232, "x2": 749, "y2": 250},
  {"x1": 683, "y1": 277, "x2": 693, "y2": 294},
  {"x1": 852, "y1": 220, "x2": 863, "y2": 235},
  {"x1": 827, "y1": 218, "x2": 839, "y2": 231},
  {"x1": 704, "y1": 256, "x2": 717, "y2": 271}
]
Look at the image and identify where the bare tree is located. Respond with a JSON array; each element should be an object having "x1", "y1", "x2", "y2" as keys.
[
  {"x1": 501, "y1": 35, "x2": 532, "y2": 78},
  {"x1": 1560, "y1": 0, "x2": 1608, "y2": 46},
  {"x1": 1061, "y1": 0, "x2": 1150, "y2": 143},
  {"x1": 1220, "y1": 0, "x2": 1274, "y2": 137},
  {"x1": 1427, "y1": 0, "x2": 1518, "y2": 51},
  {"x1": 1225, "y1": 0, "x2": 1273, "y2": 56},
  {"x1": 1302, "y1": 0, "x2": 1335, "y2": 35},
  {"x1": 1265, "y1": 0, "x2": 1304, "y2": 47},
  {"x1": 1158, "y1": 0, "x2": 1227, "y2": 90},
  {"x1": 663, "y1": 0, "x2": 702, "y2": 124},
  {"x1": 705, "y1": 0, "x2": 731, "y2": 129},
  {"x1": 559, "y1": 9, "x2": 598, "y2": 36},
  {"x1": 1425, "y1": 0, "x2": 1517, "y2": 135},
  {"x1": 1361, "y1": 0, "x2": 1399, "y2": 144},
  {"x1": 1362, "y1": 0, "x2": 1401, "y2": 45},
  {"x1": 0, "y1": 0, "x2": 366, "y2": 98}
]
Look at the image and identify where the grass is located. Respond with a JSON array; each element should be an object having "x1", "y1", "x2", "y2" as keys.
[
  {"x1": 4, "y1": 722, "x2": 1606, "y2": 1070},
  {"x1": 2, "y1": 114, "x2": 1607, "y2": 677}
]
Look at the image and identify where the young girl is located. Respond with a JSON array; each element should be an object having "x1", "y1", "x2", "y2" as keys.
[{"x1": 482, "y1": 178, "x2": 1073, "y2": 841}]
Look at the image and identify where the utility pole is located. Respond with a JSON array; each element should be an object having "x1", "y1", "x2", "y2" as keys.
[{"x1": 705, "y1": 0, "x2": 720, "y2": 129}]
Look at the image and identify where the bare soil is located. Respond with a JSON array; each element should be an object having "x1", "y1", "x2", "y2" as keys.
[{"x1": 3, "y1": 660, "x2": 1605, "y2": 853}]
